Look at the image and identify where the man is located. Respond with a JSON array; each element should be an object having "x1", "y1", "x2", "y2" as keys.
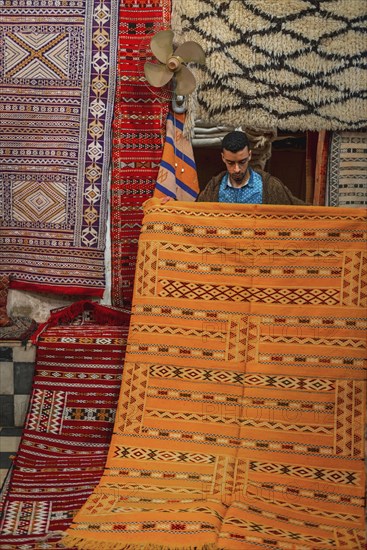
[{"x1": 196, "y1": 130, "x2": 304, "y2": 204}]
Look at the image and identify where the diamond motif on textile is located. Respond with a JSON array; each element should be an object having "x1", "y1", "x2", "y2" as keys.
[
  {"x1": 85, "y1": 164, "x2": 102, "y2": 183},
  {"x1": 84, "y1": 184, "x2": 101, "y2": 204},
  {"x1": 160, "y1": 279, "x2": 340, "y2": 305},
  {"x1": 94, "y1": 4, "x2": 110, "y2": 25},
  {"x1": 87, "y1": 141, "x2": 103, "y2": 161},
  {"x1": 4, "y1": 32, "x2": 69, "y2": 80},
  {"x1": 92, "y1": 52, "x2": 109, "y2": 73},
  {"x1": 12, "y1": 180, "x2": 67, "y2": 224},
  {"x1": 81, "y1": 226, "x2": 98, "y2": 246},
  {"x1": 92, "y1": 74, "x2": 108, "y2": 96}
]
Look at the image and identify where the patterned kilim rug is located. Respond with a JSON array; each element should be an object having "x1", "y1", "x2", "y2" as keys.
[
  {"x1": 172, "y1": 1, "x2": 367, "y2": 132},
  {"x1": 0, "y1": 302, "x2": 131, "y2": 548},
  {"x1": 111, "y1": 0, "x2": 171, "y2": 307},
  {"x1": 63, "y1": 200, "x2": 366, "y2": 549},
  {"x1": 327, "y1": 131, "x2": 367, "y2": 208},
  {"x1": 0, "y1": 1, "x2": 119, "y2": 296}
]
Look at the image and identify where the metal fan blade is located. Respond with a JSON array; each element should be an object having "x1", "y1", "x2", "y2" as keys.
[
  {"x1": 174, "y1": 65, "x2": 197, "y2": 95},
  {"x1": 144, "y1": 62, "x2": 173, "y2": 88},
  {"x1": 174, "y1": 41, "x2": 205, "y2": 64},
  {"x1": 150, "y1": 30, "x2": 174, "y2": 64}
]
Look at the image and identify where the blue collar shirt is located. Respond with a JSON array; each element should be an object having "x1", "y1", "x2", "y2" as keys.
[{"x1": 218, "y1": 169, "x2": 263, "y2": 204}]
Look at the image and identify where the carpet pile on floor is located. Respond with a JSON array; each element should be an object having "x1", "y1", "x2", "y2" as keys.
[{"x1": 0, "y1": 302, "x2": 130, "y2": 549}]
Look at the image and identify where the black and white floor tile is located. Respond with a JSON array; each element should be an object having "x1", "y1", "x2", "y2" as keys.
[{"x1": 0, "y1": 343, "x2": 35, "y2": 491}]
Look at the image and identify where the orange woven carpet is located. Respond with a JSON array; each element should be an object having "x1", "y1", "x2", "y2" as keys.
[{"x1": 63, "y1": 199, "x2": 366, "y2": 549}]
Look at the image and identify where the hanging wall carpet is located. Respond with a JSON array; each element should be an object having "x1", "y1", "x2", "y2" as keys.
[
  {"x1": 110, "y1": 0, "x2": 171, "y2": 307},
  {"x1": 172, "y1": 0, "x2": 367, "y2": 131},
  {"x1": 327, "y1": 131, "x2": 367, "y2": 208},
  {"x1": 0, "y1": 1, "x2": 119, "y2": 295}
]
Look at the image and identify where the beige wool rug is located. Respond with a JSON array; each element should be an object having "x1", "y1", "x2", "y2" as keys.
[{"x1": 172, "y1": 1, "x2": 367, "y2": 132}]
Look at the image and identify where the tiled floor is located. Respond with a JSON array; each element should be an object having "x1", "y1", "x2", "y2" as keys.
[
  {"x1": 0, "y1": 343, "x2": 35, "y2": 493},
  {"x1": 0, "y1": 426, "x2": 22, "y2": 490},
  {"x1": 0, "y1": 344, "x2": 36, "y2": 426}
]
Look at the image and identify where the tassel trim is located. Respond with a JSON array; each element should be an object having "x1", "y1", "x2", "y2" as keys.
[
  {"x1": 61, "y1": 536, "x2": 217, "y2": 550},
  {"x1": 31, "y1": 300, "x2": 131, "y2": 343}
]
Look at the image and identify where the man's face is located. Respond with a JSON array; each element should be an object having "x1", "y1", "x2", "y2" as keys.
[{"x1": 221, "y1": 147, "x2": 252, "y2": 186}]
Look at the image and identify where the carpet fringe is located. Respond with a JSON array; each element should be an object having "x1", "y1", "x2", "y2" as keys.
[
  {"x1": 31, "y1": 300, "x2": 131, "y2": 343},
  {"x1": 61, "y1": 535, "x2": 217, "y2": 550}
]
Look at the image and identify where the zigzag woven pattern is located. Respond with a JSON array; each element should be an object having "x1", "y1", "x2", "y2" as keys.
[
  {"x1": 0, "y1": 303, "x2": 130, "y2": 548},
  {"x1": 63, "y1": 200, "x2": 366, "y2": 549},
  {"x1": 327, "y1": 131, "x2": 367, "y2": 207},
  {"x1": 0, "y1": 0, "x2": 119, "y2": 295},
  {"x1": 110, "y1": 0, "x2": 171, "y2": 307},
  {"x1": 172, "y1": 0, "x2": 367, "y2": 131}
]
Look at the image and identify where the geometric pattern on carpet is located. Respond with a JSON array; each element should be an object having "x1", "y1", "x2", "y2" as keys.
[
  {"x1": 110, "y1": 0, "x2": 171, "y2": 307},
  {"x1": 0, "y1": 0, "x2": 119, "y2": 295},
  {"x1": 0, "y1": 304, "x2": 130, "y2": 548},
  {"x1": 63, "y1": 200, "x2": 366, "y2": 549},
  {"x1": 327, "y1": 131, "x2": 367, "y2": 208},
  {"x1": 172, "y1": 0, "x2": 367, "y2": 132}
]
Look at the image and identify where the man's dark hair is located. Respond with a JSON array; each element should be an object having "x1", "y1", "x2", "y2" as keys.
[{"x1": 221, "y1": 131, "x2": 250, "y2": 153}]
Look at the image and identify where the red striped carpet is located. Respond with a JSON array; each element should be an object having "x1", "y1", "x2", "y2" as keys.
[
  {"x1": 110, "y1": 0, "x2": 171, "y2": 308},
  {"x1": 0, "y1": 302, "x2": 130, "y2": 548}
]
